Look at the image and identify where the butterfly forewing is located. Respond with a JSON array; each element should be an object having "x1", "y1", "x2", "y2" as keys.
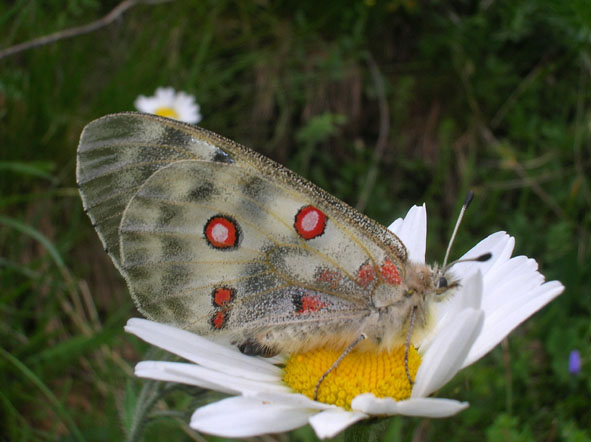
[
  {"x1": 76, "y1": 113, "x2": 233, "y2": 270},
  {"x1": 78, "y1": 113, "x2": 412, "y2": 352}
]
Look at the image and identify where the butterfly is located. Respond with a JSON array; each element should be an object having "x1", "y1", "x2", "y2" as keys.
[{"x1": 77, "y1": 112, "x2": 462, "y2": 363}]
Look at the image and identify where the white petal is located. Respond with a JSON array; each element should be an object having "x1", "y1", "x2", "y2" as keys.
[
  {"x1": 135, "y1": 361, "x2": 289, "y2": 395},
  {"x1": 387, "y1": 215, "x2": 404, "y2": 234},
  {"x1": 174, "y1": 94, "x2": 201, "y2": 123},
  {"x1": 349, "y1": 394, "x2": 469, "y2": 418},
  {"x1": 463, "y1": 280, "x2": 564, "y2": 367},
  {"x1": 176, "y1": 94, "x2": 195, "y2": 110},
  {"x1": 125, "y1": 318, "x2": 281, "y2": 381},
  {"x1": 351, "y1": 393, "x2": 399, "y2": 414},
  {"x1": 248, "y1": 391, "x2": 332, "y2": 410},
  {"x1": 396, "y1": 398, "x2": 469, "y2": 417},
  {"x1": 453, "y1": 232, "x2": 514, "y2": 279},
  {"x1": 480, "y1": 256, "x2": 544, "y2": 315},
  {"x1": 154, "y1": 86, "x2": 175, "y2": 103},
  {"x1": 437, "y1": 270, "x2": 484, "y2": 320},
  {"x1": 134, "y1": 96, "x2": 152, "y2": 113},
  {"x1": 387, "y1": 204, "x2": 427, "y2": 263},
  {"x1": 134, "y1": 96, "x2": 164, "y2": 113},
  {"x1": 308, "y1": 408, "x2": 367, "y2": 439},
  {"x1": 190, "y1": 112, "x2": 202, "y2": 124},
  {"x1": 413, "y1": 308, "x2": 484, "y2": 398},
  {"x1": 135, "y1": 361, "x2": 236, "y2": 393},
  {"x1": 174, "y1": 91, "x2": 191, "y2": 102},
  {"x1": 190, "y1": 396, "x2": 315, "y2": 437},
  {"x1": 431, "y1": 232, "x2": 511, "y2": 327},
  {"x1": 420, "y1": 271, "x2": 483, "y2": 354},
  {"x1": 181, "y1": 108, "x2": 201, "y2": 124}
]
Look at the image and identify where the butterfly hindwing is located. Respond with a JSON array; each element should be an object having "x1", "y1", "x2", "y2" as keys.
[{"x1": 119, "y1": 160, "x2": 384, "y2": 349}]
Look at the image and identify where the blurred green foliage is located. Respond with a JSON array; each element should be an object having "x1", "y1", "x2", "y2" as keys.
[{"x1": 1, "y1": 0, "x2": 589, "y2": 440}]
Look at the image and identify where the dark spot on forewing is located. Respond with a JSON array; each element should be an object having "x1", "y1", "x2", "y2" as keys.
[
  {"x1": 212, "y1": 150, "x2": 233, "y2": 163},
  {"x1": 162, "y1": 296, "x2": 191, "y2": 323},
  {"x1": 158, "y1": 126, "x2": 195, "y2": 152},
  {"x1": 160, "y1": 263, "x2": 191, "y2": 295},
  {"x1": 161, "y1": 236, "x2": 185, "y2": 259},
  {"x1": 188, "y1": 181, "x2": 215, "y2": 202},
  {"x1": 242, "y1": 176, "x2": 266, "y2": 199},
  {"x1": 157, "y1": 203, "x2": 180, "y2": 227}
]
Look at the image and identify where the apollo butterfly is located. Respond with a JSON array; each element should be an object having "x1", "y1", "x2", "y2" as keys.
[{"x1": 77, "y1": 112, "x2": 462, "y2": 361}]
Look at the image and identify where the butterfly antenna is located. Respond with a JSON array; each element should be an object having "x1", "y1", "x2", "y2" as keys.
[
  {"x1": 442, "y1": 191, "x2": 474, "y2": 270},
  {"x1": 443, "y1": 252, "x2": 492, "y2": 274}
]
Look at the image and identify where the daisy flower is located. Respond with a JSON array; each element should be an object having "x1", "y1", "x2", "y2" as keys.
[
  {"x1": 134, "y1": 87, "x2": 202, "y2": 124},
  {"x1": 124, "y1": 204, "x2": 564, "y2": 439}
]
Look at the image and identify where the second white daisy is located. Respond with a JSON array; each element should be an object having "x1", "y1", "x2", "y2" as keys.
[{"x1": 134, "y1": 87, "x2": 202, "y2": 124}]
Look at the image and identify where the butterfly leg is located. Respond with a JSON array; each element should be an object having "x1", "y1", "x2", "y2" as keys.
[
  {"x1": 404, "y1": 306, "x2": 417, "y2": 386},
  {"x1": 238, "y1": 338, "x2": 280, "y2": 358},
  {"x1": 313, "y1": 333, "x2": 367, "y2": 401}
]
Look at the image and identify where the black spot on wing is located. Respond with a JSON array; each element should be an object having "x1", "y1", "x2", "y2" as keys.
[
  {"x1": 242, "y1": 261, "x2": 269, "y2": 275},
  {"x1": 291, "y1": 293, "x2": 303, "y2": 312},
  {"x1": 243, "y1": 176, "x2": 266, "y2": 199},
  {"x1": 158, "y1": 126, "x2": 197, "y2": 149},
  {"x1": 157, "y1": 204, "x2": 180, "y2": 227},
  {"x1": 125, "y1": 265, "x2": 151, "y2": 281},
  {"x1": 135, "y1": 291, "x2": 167, "y2": 318},
  {"x1": 162, "y1": 296, "x2": 191, "y2": 323},
  {"x1": 160, "y1": 263, "x2": 191, "y2": 295},
  {"x1": 212, "y1": 150, "x2": 233, "y2": 163},
  {"x1": 242, "y1": 271, "x2": 280, "y2": 295},
  {"x1": 188, "y1": 181, "x2": 215, "y2": 202},
  {"x1": 161, "y1": 236, "x2": 185, "y2": 259}
]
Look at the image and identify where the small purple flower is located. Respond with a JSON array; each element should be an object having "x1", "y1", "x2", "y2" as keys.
[{"x1": 569, "y1": 350, "x2": 581, "y2": 375}]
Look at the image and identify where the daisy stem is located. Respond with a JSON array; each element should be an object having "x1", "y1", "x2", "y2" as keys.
[{"x1": 124, "y1": 379, "x2": 164, "y2": 442}]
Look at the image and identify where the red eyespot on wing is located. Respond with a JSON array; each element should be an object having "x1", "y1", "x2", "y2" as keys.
[
  {"x1": 380, "y1": 258, "x2": 402, "y2": 285},
  {"x1": 210, "y1": 287, "x2": 235, "y2": 330},
  {"x1": 212, "y1": 287, "x2": 235, "y2": 307},
  {"x1": 211, "y1": 311, "x2": 228, "y2": 329},
  {"x1": 317, "y1": 268, "x2": 342, "y2": 289},
  {"x1": 294, "y1": 294, "x2": 328, "y2": 314},
  {"x1": 357, "y1": 263, "x2": 376, "y2": 288},
  {"x1": 294, "y1": 205, "x2": 327, "y2": 240},
  {"x1": 204, "y1": 215, "x2": 240, "y2": 249}
]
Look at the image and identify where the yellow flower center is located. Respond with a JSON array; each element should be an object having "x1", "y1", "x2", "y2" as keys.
[
  {"x1": 283, "y1": 346, "x2": 421, "y2": 410},
  {"x1": 154, "y1": 107, "x2": 180, "y2": 119}
]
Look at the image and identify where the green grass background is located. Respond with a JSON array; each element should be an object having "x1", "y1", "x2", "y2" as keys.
[{"x1": 1, "y1": 0, "x2": 589, "y2": 440}]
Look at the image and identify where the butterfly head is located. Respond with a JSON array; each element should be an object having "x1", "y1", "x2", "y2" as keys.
[
  {"x1": 407, "y1": 251, "x2": 493, "y2": 306},
  {"x1": 433, "y1": 264, "x2": 461, "y2": 297},
  {"x1": 402, "y1": 262, "x2": 460, "y2": 305}
]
